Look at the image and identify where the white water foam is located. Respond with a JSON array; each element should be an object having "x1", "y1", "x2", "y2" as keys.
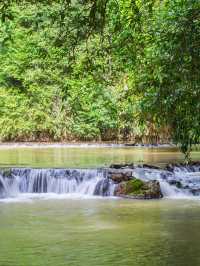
[
  {"x1": 132, "y1": 165, "x2": 200, "y2": 199},
  {"x1": 1, "y1": 165, "x2": 200, "y2": 202},
  {"x1": 0, "y1": 168, "x2": 115, "y2": 200}
]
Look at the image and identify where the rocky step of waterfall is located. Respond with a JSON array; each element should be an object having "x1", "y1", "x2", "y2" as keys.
[
  {"x1": 0, "y1": 162, "x2": 200, "y2": 199},
  {"x1": 109, "y1": 162, "x2": 200, "y2": 197}
]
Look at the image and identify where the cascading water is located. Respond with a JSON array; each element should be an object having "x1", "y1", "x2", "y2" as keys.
[
  {"x1": 0, "y1": 168, "x2": 115, "y2": 199},
  {"x1": 1, "y1": 164, "x2": 200, "y2": 200},
  {"x1": 132, "y1": 164, "x2": 200, "y2": 198}
]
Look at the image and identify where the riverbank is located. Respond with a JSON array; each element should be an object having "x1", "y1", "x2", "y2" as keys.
[{"x1": 0, "y1": 142, "x2": 175, "y2": 148}]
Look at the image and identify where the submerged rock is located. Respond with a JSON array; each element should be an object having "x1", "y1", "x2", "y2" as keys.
[
  {"x1": 0, "y1": 168, "x2": 12, "y2": 178},
  {"x1": 190, "y1": 188, "x2": 200, "y2": 196},
  {"x1": 124, "y1": 143, "x2": 136, "y2": 147},
  {"x1": 114, "y1": 179, "x2": 163, "y2": 199},
  {"x1": 0, "y1": 176, "x2": 6, "y2": 198},
  {"x1": 138, "y1": 164, "x2": 161, "y2": 170},
  {"x1": 168, "y1": 180, "x2": 183, "y2": 189},
  {"x1": 165, "y1": 162, "x2": 200, "y2": 172},
  {"x1": 0, "y1": 179, "x2": 4, "y2": 192},
  {"x1": 93, "y1": 178, "x2": 113, "y2": 196},
  {"x1": 110, "y1": 163, "x2": 135, "y2": 169}
]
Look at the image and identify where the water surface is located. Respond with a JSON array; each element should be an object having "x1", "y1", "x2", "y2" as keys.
[
  {"x1": 1, "y1": 145, "x2": 200, "y2": 266},
  {"x1": 0, "y1": 145, "x2": 200, "y2": 168},
  {"x1": 0, "y1": 198, "x2": 200, "y2": 266}
]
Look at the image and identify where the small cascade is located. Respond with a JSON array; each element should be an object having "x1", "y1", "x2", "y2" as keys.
[
  {"x1": 0, "y1": 168, "x2": 115, "y2": 198},
  {"x1": 94, "y1": 178, "x2": 116, "y2": 196},
  {"x1": 158, "y1": 181, "x2": 186, "y2": 198},
  {"x1": 132, "y1": 164, "x2": 200, "y2": 198},
  {"x1": 0, "y1": 175, "x2": 8, "y2": 198},
  {"x1": 1, "y1": 164, "x2": 200, "y2": 199}
]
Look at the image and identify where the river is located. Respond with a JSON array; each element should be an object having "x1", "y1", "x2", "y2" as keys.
[
  {"x1": 0, "y1": 144, "x2": 199, "y2": 168},
  {"x1": 1, "y1": 198, "x2": 200, "y2": 266},
  {"x1": 0, "y1": 145, "x2": 200, "y2": 266}
]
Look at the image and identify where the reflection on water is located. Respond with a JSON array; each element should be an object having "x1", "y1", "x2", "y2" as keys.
[
  {"x1": 0, "y1": 146, "x2": 200, "y2": 168},
  {"x1": 0, "y1": 199, "x2": 200, "y2": 266}
]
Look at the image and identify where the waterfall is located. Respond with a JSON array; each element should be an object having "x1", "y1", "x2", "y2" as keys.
[
  {"x1": 1, "y1": 164, "x2": 200, "y2": 200},
  {"x1": 132, "y1": 164, "x2": 200, "y2": 198},
  {"x1": 0, "y1": 168, "x2": 115, "y2": 198},
  {"x1": 0, "y1": 175, "x2": 9, "y2": 198}
]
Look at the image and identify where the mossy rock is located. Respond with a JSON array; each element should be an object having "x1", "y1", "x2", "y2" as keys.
[
  {"x1": 115, "y1": 179, "x2": 163, "y2": 199},
  {"x1": 124, "y1": 179, "x2": 144, "y2": 194}
]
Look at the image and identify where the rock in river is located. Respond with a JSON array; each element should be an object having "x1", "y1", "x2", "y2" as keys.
[
  {"x1": 107, "y1": 169, "x2": 133, "y2": 183},
  {"x1": 114, "y1": 179, "x2": 163, "y2": 199}
]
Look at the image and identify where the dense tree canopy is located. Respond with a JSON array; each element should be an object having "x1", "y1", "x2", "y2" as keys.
[
  {"x1": 0, "y1": 0, "x2": 199, "y2": 156},
  {"x1": 134, "y1": 0, "x2": 200, "y2": 158}
]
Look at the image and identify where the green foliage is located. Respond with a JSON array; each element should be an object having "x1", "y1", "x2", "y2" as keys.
[
  {"x1": 0, "y1": 0, "x2": 199, "y2": 154},
  {"x1": 0, "y1": 0, "x2": 143, "y2": 142},
  {"x1": 133, "y1": 0, "x2": 200, "y2": 158}
]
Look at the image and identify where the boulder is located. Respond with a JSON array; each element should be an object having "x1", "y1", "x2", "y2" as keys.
[
  {"x1": 107, "y1": 169, "x2": 133, "y2": 183},
  {"x1": 190, "y1": 188, "x2": 200, "y2": 196},
  {"x1": 114, "y1": 179, "x2": 163, "y2": 199}
]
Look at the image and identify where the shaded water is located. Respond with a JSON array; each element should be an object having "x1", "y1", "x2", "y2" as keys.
[
  {"x1": 0, "y1": 145, "x2": 200, "y2": 168},
  {"x1": 1, "y1": 198, "x2": 200, "y2": 266}
]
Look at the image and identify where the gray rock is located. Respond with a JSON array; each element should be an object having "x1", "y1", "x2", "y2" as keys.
[
  {"x1": 107, "y1": 169, "x2": 133, "y2": 183},
  {"x1": 93, "y1": 178, "x2": 112, "y2": 196}
]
